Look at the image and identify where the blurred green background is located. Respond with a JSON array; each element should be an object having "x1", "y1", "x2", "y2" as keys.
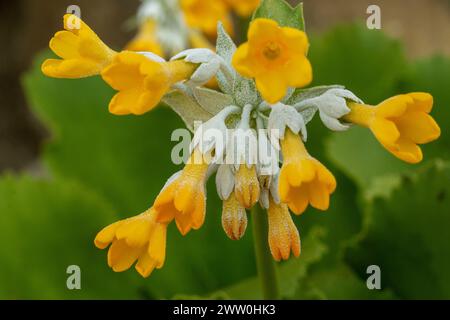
[{"x1": 0, "y1": 0, "x2": 449, "y2": 299}]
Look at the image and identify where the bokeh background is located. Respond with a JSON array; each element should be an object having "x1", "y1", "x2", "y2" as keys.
[{"x1": 0, "y1": 0, "x2": 449, "y2": 299}]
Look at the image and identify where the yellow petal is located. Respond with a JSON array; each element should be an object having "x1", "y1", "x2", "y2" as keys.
[
  {"x1": 407, "y1": 92, "x2": 433, "y2": 113},
  {"x1": 396, "y1": 111, "x2": 441, "y2": 144},
  {"x1": 232, "y1": 43, "x2": 254, "y2": 78},
  {"x1": 94, "y1": 221, "x2": 121, "y2": 249},
  {"x1": 148, "y1": 224, "x2": 167, "y2": 268},
  {"x1": 135, "y1": 252, "x2": 157, "y2": 278},
  {"x1": 107, "y1": 239, "x2": 141, "y2": 272},
  {"x1": 49, "y1": 31, "x2": 79, "y2": 59},
  {"x1": 255, "y1": 71, "x2": 288, "y2": 104},
  {"x1": 370, "y1": 118, "x2": 401, "y2": 146}
]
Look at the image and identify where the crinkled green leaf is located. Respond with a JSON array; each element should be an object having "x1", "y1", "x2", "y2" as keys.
[
  {"x1": 253, "y1": 0, "x2": 305, "y2": 31},
  {"x1": 175, "y1": 227, "x2": 327, "y2": 300},
  {"x1": 216, "y1": 23, "x2": 236, "y2": 95},
  {"x1": 0, "y1": 175, "x2": 143, "y2": 299},
  {"x1": 346, "y1": 161, "x2": 450, "y2": 299}
]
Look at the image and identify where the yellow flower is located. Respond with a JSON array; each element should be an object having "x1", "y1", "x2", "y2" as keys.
[
  {"x1": 279, "y1": 129, "x2": 336, "y2": 214},
  {"x1": 222, "y1": 191, "x2": 248, "y2": 240},
  {"x1": 154, "y1": 149, "x2": 209, "y2": 235},
  {"x1": 224, "y1": 0, "x2": 261, "y2": 17},
  {"x1": 125, "y1": 19, "x2": 164, "y2": 56},
  {"x1": 267, "y1": 197, "x2": 300, "y2": 261},
  {"x1": 101, "y1": 51, "x2": 197, "y2": 115},
  {"x1": 94, "y1": 208, "x2": 167, "y2": 278},
  {"x1": 232, "y1": 18, "x2": 312, "y2": 104},
  {"x1": 343, "y1": 93, "x2": 441, "y2": 164},
  {"x1": 181, "y1": 0, "x2": 233, "y2": 37},
  {"x1": 42, "y1": 14, "x2": 116, "y2": 79},
  {"x1": 234, "y1": 164, "x2": 260, "y2": 209}
]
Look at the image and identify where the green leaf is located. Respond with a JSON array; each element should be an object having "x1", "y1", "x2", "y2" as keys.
[
  {"x1": 295, "y1": 263, "x2": 397, "y2": 299},
  {"x1": 175, "y1": 227, "x2": 327, "y2": 299},
  {"x1": 253, "y1": 0, "x2": 305, "y2": 31},
  {"x1": 193, "y1": 87, "x2": 234, "y2": 114},
  {"x1": 0, "y1": 175, "x2": 143, "y2": 299},
  {"x1": 346, "y1": 161, "x2": 450, "y2": 299},
  {"x1": 162, "y1": 90, "x2": 216, "y2": 132},
  {"x1": 216, "y1": 23, "x2": 236, "y2": 95},
  {"x1": 309, "y1": 24, "x2": 406, "y2": 103}
]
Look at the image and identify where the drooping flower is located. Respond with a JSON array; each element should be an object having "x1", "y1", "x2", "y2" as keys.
[
  {"x1": 343, "y1": 92, "x2": 441, "y2": 163},
  {"x1": 42, "y1": 14, "x2": 116, "y2": 79},
  {"x1": 278, "y1": 129, "x2": 336, "y2": 214},
  {"x1": 153, "y1": 148, "x2": 209, "y2": 235},
  {"x1": 125, "y1": 19, "x2": 164, "y2": 56},
  {"x1": 221, "y1": 191, "x2": 248, "y2": 240},
  {"x1": 101, "y1": 51, "x2": 197, "y2": 115},
  {"x1": 94, "y1": 208, "x2": 167, "y2": 278},
  {"x1": 267, "y1": 196, "x2": 301, "y2": 261},
  {"x1": 232, "y1": 18, "x2": 312, "y2": 104},
  {"x1": 180, "y1": 0, "x2": 233, "y2": 37}
]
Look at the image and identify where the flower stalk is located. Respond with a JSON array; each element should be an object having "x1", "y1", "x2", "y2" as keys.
[{"x1": 252, "y1": 204, "x2": 280, "y2": 300}]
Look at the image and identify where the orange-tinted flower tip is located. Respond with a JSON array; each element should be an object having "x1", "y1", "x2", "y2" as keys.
[
  {"x1": 94, "y1": 208, "x2": 167, "y2": 278},
  {"x1": 154, "y1": 149, "x2": 209, "y2": 235},
  {"x1": 279, "y1": 129, "x2": 336, "y2": 214},
  {"x1": 222, "y1": 192, "x2": 248, "y2": 240},
  {"x1": 267, "y1": 198, "x2": 301, "y2": 261},
  {"x1": 234, "y1": 164, "x2": 260, "y2": 209}
]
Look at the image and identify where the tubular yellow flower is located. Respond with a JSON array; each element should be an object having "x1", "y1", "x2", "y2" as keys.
[
  {"x1": 279, "y1": 129, "x2": 336, "y2": 215},
  {"x1": 154, "y1": 149, "x2": 209, "y2": 235},
  {"x1": 267, "y1": 197, "x2": 301, "y2": 261},
  {"x1": 125, "y1": 19, "x2": 164, "y2": 56},
  {"x1": 94, "y1": 207, "x2": 167, "y2": 278},
  {"x1": 101, "y1": 51, "x2": 197, "y2": 115},
  {"x1": 343, "y1": 93, "x2": 441, "y2": 164},
  {"x1": 224, "y1": 0, "x2": 261, "y2": 17},
  {"x1": 42, "y1": 14, "x2": 116, "y2": 79},
  {"x1": 232, "y1": 18, "x2": 312, "y2": 104},
  {"x1": 181, "y1": 0, "x2": 233, "y2": 37},
  {"x1": 234, "y1": 164, "x2": 260, "y2": 209},
  {"x1": 222, "y1": 191, "x2": 248, "y2": 240}
]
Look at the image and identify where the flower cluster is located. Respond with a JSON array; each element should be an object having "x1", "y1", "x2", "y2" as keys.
[{"x1": 43, "y1": 8, "x2": 440, "y2": 277}]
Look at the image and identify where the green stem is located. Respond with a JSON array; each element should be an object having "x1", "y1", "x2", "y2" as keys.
[{"x1": 252, "y1": 205, "x2": 280, "y2": 300}]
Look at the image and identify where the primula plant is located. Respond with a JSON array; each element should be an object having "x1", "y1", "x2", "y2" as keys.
[{"x1": 40, "y1": 0, "x2": 441, "y2": 299}]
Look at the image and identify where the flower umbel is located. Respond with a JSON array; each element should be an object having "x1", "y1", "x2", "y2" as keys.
[
  {"x1": 232, "y1": 18, "x2": 312, "y2": 103},
  {"x1": 42, "y1": 14, "x2": 116, "y2": 79},
  {"x1": 343, "y1": 92, "x2": 441, "y2": 163},
  {"x1": 43, "y1": 3, "x2": 441, "y2": 283}
]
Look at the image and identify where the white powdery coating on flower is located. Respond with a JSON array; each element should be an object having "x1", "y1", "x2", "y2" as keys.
[
  {"x1": 225, "y1": 105, "x2": 258, "y2": 169},
  {"x1": 137, "y1": 0, "x2": 187, "y2": 55},
  {"x1": 159, "y1": 170, "x2": 182, "y2": 194},
  {"x1": 172, "y1": 49, "x2": 224, "y2": 87},
  {"x1": 268, "y1": 103, "x2": 307, "y2": 150},
  {"x1": 190, "y1": 106, "x2": 240, "y2": 162},
  {"x1": 257, "y1": 121, "x2": 280, "y2": 177},
  {"x1": 216, "y1": 164, "x2": 235, "y2": 200},
  {"x1": 259, "y1": 173, "x2": 281, "y2": 209},
  {"x1": 137, "y1": 51, "x2": 166, "y2": 63},
  {"x1": 296, "y1": 88, "x2": 363, "y2": 131}
]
